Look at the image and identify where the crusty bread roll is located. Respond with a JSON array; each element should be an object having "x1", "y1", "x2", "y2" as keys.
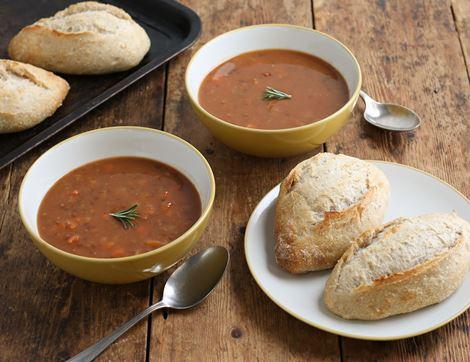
[
  {"x1": 275, "y1": 153, "x2": 389, "y2": 273},
  {"x1": 8, "y1": 1, "x2": 151, "y2": 75},
  {"x1": 324, "y1": 213, "x2": 470, "y2": 320},
  {"x1": 0, "y1": 60, "x2": 69, "y2": 133}
]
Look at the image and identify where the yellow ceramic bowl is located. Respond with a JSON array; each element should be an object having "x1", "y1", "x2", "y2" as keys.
[
  {"x1": 185, "y1": 24, "x2": 362, "y2": 157},
  {"x1": 19, "y1": 127, "x2": 215, "y2": 284}
]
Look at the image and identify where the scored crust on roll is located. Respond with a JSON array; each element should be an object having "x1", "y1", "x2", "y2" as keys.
[
  {"x1": 0, "y1": 60, "x2": 69, "y2": 133},
  {"x1": 324, "y1": 213, "x2": 470, "y2": 320},
  {"x1": 8, "y1": 1, "x2": 151, "y2": 75},
  {"x1": 274, "y1": 153, "x2": 390, "y2": 273}
]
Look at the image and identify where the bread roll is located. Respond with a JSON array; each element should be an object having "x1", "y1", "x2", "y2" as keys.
[
  {"x1": 275, "y1": 153, "x2": 389, "y2": 273},
  {"x1": 324, "y1": 213, "x2": 470, "y2": 320},
  {"x1": 0, "y1": 60, "x2": 69, "y2": 133},
  {"x1": 8, "y1": 1, "x2": 151, "y2": 75}
]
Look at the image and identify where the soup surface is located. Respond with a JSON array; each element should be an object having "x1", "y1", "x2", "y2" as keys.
[
  {"x1": 199, "y1": 49, "x2": 349, "y2": 130},
  {"x1": 38, "y1": 157, "x2": 201, "y2": 258}
]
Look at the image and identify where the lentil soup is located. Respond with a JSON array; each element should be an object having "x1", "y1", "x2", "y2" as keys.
[
  {"x1": 38, "y1": 157, "x2": 201, "y2": 258},
  {"x1": 198, "y1": 49, "x2": 349, "y2": 130}
]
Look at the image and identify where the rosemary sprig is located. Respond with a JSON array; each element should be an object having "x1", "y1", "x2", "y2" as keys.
[
  {"x1": 110, "y1": 204, "x2": 140, "y2": 230},
  {"x1": 263, "y1": 86, "x2": 292, "y2": 101}
]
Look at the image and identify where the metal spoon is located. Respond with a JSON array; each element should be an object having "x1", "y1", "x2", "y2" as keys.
[
  {"x1": 359, "y1": 90, "x2": 421, "y2": 131},
  {"x1": 68, "y1": 246, "x2": 229, "y2": 362}
]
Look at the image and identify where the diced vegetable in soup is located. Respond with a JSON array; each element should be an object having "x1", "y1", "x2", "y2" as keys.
[
  {"x1": 38, "y1": 157, "x2": 201, "y2": 258},
  {"x1": 198, "y1": 49, "x2": 349, "y2": 130}
]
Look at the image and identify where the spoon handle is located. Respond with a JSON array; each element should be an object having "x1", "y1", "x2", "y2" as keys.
[
  {"x1": 359, "y1": 90, "x2": 374, "y2": 104},
  {"x1": 67, "y1": 300, "x2": 167, "y2": 362}
]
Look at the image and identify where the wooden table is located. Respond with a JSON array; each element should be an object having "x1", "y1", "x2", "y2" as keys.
[{"x1": 1, "y1": 0, "x2": 469, "y2": 360}]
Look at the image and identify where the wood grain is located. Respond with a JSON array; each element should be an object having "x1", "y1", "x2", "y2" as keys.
[
  {"x1": 0, "y1": 68, "x2": 165, "y2": 361},
  {"x1": 314, "y1": 0, "x2": 470, "y2": 360},
  {"x1": 315, "y1": 0, "x2": 469, "y2": 192},
  {"x1": 452, "y1": 0, "x2": 470, "y2": 76},
  {"x1": 149, "y1": 1, "x2": 340, "y2": 361},
  {"x1": 0, "y1": 0, "x2": 469, "y2": 361}
]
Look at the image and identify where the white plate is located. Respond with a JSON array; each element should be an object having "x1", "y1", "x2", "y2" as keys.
[{"x1": 245, "y1": 161, "x2": 470, "y2": 340}]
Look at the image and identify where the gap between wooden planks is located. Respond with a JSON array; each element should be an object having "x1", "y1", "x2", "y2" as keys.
[{"x1": 451, "y1": 0, "x2": 470, "y2": 81}]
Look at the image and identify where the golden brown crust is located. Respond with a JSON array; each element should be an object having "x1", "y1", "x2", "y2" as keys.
[
  {"x1": 8, "y1": 1, "x2": 150, "y2": 75},
  {"x1": 274, "y1": 153, "x2": 390, "y2": 273},
  {"x1": 324, "y1": 213, "x2": 470, "y2": 320},
  {"x1": 0, "y1": 60, "x2": 69, "y2": 133}
]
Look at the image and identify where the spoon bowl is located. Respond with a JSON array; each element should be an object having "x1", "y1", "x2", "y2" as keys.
[
  {"x1": 68, "y1": 246, "x2": 229, "y2": 362},
  {"x1": 162, "y1": 246, "x2": 230, "y2": 309},
  {"x1": 360, "y1": 90, "x2": 421, "y2": 131}
]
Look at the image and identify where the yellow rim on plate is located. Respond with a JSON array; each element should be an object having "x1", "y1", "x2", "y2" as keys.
[
  {"x1": 185, "y1": 23, "x2": 362, "y2": 133},
  {"x1": 18, "y1": 126, "x2": 216, "y2": 264},
  {"x1": 244, "y1": 160, "x2": 469, "y2": 340}
]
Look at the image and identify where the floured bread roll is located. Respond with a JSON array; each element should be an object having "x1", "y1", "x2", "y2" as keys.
[
  {"x1": 275, "y1": 153, "x2": 389, "y2": 273},
  {"x1": 8, "y1": 1, "x2": 151, "y2": 74},
  {"x1": 0, "y1": 60, "x2": 69, "y2": 133},
  {"x1": 324, "y1": 213, "x2": 470, "y2": 320}
]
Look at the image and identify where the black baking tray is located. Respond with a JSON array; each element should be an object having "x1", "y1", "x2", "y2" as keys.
[{"x1": 0, "y1": 0, "x2": 201, "y2": 169}]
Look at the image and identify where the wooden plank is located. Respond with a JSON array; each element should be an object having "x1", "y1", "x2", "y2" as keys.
[
  {"x1": 0, "y1": 165, "x2": 12, "y2": 234},
  {"x1": 0, "y1": 68, "x2": 166, "y2": 361},
  {"x1": 452, "y1": 0, "x2": 470, "y2": 76},
  {"x1": 314, "y1": 0, "x2": 470, "y2": 360},
  {"x1": 149, "y1": 1, "x2": 341, "y2": 361},
  {"x1": 315, "y1": 0, "x2": 469, "y2": 192}
]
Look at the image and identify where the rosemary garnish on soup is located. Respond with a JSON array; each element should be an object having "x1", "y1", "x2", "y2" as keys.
[
  {"x1": 110, "y1": 204, "x2": 140, "y2": 229},
  {"x1": 263, "y1": 86, "x2": 292, "y2": 101}
]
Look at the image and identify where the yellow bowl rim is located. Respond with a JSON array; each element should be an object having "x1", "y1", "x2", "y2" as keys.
[
  {"x1": 244, "y1": 160, "x2": 470, "y2": 341},
  {"x1": 185, "y1": 23, "x2": 362, "y2": 134},
  {"x1": 18, "y1": 126, "x2": 216, "y2": 264}
]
